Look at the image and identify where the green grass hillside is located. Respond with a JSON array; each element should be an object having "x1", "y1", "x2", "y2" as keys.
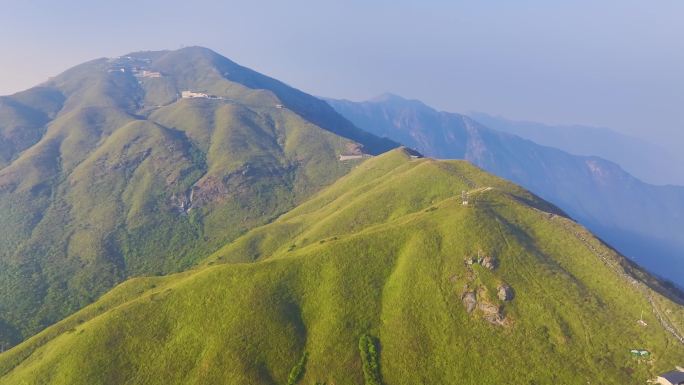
[
  {"x1": 326, "y1": 94, "x2": 684, "y2": 290},
  {"x1": 0, "y1": 47, "x2": 397, "y2": 347},
  {"x1": 1, "y1": 149, "x2": 681, "y2": 385}
]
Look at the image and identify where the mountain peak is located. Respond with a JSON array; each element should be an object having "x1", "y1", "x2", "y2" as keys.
[
  {"x1": 369, "y1": 92, "x2": 407, "y2": 102},
  {"x1": 366, "y1": 93, "x2": 434, "y2": 112},
  {"x1": 0, "y1": 46, "x2": 400, "y2": 349},
  {"x1": 123, "y1": 46, "x2": 220, "y2": 59}
]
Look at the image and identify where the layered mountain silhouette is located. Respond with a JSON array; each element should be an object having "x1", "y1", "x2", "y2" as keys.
[
  {"x1": 0, "y1": 47, "x2": 398, "y2": 346},
  {"x1": 1, "y1": 149, "x2": 682, "y2": 384},
  {"x1": 469, "y1": 112, "x2": 684, "y2": 186},
  {"x1": 326, "y1": 94, "x2": 684, "y2": 288}
]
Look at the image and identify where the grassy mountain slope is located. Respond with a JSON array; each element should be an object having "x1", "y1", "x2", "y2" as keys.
[
  {"x1": 326, "y1": 95, "x2": 684, "y2": 288},
  {"x1": 0, "y1": 87, "x2": 64, "y2": 168},
  {"x1": 0, "y1": 47, "x2": 398, "y2": 347},
  {"x1": 1, "y1": 149, "x2": 682, "y2": 385}
]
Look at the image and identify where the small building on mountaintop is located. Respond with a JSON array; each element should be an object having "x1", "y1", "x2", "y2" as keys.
[
  {"x1": 139, "y1": 70, "x2": 162, "y2": 78},
  {"x1": 339, "y1": 154, "x2": 364, "y2": 161},
  {"x1": 656, "y1": 368, "x2": 684, "y2": 385},
  {"x1": 181, "y1": 91, "x2": 209, "y2": 99}
]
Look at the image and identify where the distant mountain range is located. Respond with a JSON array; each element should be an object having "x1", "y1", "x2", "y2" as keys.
[
  {"x1": 469, "y1": 112, "x2": 684, "y2": 186},
  {"x1": 326, "y1": 94, "x2": 684, "y2": 288},
  {"x1": 0, "y1": 47, "x2": 398, "y2": 346}
]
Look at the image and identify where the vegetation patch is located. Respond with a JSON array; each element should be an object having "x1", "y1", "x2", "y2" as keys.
[
  {"x1": 359, "y1": 334, "x2": 382, "y2": 385},
  {"x1": 286, "y1": 351, "x2": 308, "y2": 385}
]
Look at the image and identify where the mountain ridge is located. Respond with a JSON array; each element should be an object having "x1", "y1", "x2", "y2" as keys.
[
  {"x1": 325, "y1": 94, "x2": 684, "y2": 288},
  {"x1": 469, "y1": 112, "x2": 684, "y2": 186}
]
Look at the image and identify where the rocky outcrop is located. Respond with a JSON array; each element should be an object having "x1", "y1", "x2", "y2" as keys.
[
  {"x1": 459, "y1": 252, "x2": 508, "y2": 326},
  {"x1": 461, "y1": 291, "x2": 477, "y2": 313},
  {"x1": 497, "y1": 284, "x2": 514, "y2": 301},
  {"x1": 460, "y1": 288, "x2": 509, "y2": 326},
  {"x1": 481, "y1": 256, "x2": 497, "y2": 270},
  {"x1": 464, "y1": 254, "x2": 497, "y2": 270},
  {"x1": 478, "y1": 301, "x2": 506, "y2": 325}
]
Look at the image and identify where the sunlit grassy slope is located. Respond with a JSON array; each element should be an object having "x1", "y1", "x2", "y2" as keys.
[
  {"x1": 1, "y1": 149, "x2": 682, "y2": 385},
  {"x1": 0, "y1": 47, "x2": 397, "y2": 345}
]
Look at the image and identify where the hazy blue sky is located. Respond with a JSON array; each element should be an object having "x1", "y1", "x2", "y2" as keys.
[{"x1": 1, "y1": 0, "x2": 682, "y2": 151}]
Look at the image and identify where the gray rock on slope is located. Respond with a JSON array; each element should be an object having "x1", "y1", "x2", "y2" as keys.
[
  {"x1": 478, "y1": 301, "x2": 506, "y2": 325},
  {"x1": 482, "y1": 256, "x2": 497, "y2": 270},
  {"x1": 497, "y1": 284, "x2": 514, "y2": 301},
  {"x1": 462, "y1": 291, "x2": 477, "y2": 313}
]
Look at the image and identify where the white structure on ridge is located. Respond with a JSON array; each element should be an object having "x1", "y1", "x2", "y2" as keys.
[{"x1": 181, "y1": 91, "x2": 209, "y2": 99}]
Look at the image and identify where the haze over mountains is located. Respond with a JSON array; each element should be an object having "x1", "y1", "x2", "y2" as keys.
[
  {"x1": 326, "y1": 94, "x2": 684, "y2": 287},
  {"x1": 0, "y1": 47, "x2": 682, "y2": 384},
  {"x1": 469, "y1": 112, "x2": 684, "y2": 186}
]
